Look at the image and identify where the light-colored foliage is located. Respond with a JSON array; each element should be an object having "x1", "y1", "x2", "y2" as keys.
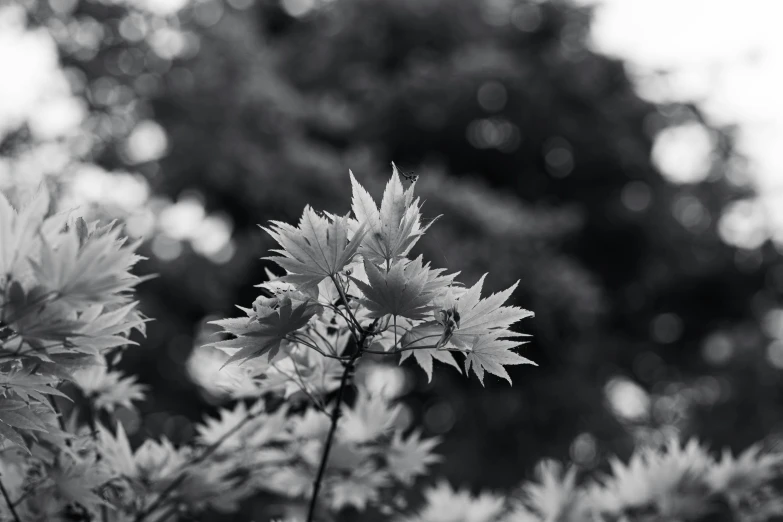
[
  {"x1": 403, "y1": 438, "x2": 783, "y2": 522},
  {"x1": 2, "y1": 169, "x2": 779, "y2": 522}
]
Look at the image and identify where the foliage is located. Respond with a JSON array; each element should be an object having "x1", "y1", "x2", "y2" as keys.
[
  {"x1": 1, "y1": 166, "x2": 782, "y2": 522},
  {"x1": 403, "y1": 439, "x2": 783, "y2": 522},
  {"x1": 0, "y1": 168, "x2": 533, "y2": 521}
]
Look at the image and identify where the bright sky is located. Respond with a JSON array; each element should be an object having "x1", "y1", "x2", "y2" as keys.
[{"x1": 587, "y1": 0, "x2": 783, "y2": 247}]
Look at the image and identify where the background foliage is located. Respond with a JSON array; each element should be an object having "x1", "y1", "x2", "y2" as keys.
[{"x1": 2, "y1": 0, "x2": 783, "y2": 520}]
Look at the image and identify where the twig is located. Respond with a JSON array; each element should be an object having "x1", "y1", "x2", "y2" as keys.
[
  {"x1": 304, "y1": 290, "x2": 377, "y2": 522},
  {"x1": 361, "y1": 333, "x2": 443, "y2": 355},
  {"x1": 10, "y1": 475, "x2": 51, "y2": 509},
  {"x1": 85, "y1": 402, "x2": 108, "y2": 522},
  {"x1": 272, "y1": 362, "x2": 328, "y2": 415},
  {"x1": 286, "y1": 334, "x2": 350, "y2": 362},
  {"x1": 309, "y1": 327, "x2": 338, "y2": 357},
  {"x1": 0, "y1": 474, "x2": 22, "y2": 522},
  {"x1": 305, "y1": 352, "x2": 358, "y2": 522}
]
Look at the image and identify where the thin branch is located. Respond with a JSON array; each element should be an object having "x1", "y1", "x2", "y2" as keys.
[
  {"x1": 272, "y1": 362, "x2": 328, "y2": 415},
  {"x1": 362, "y1": 334, "x2": 444, "y2": 355},
  {"x1": 84, "y1": 402, "x2": 108, "y2": 522},
  {"x1": 286, "y1": 334, "x2": 350, "y2": 362},
  {"x1": 319, "y1": 300, "x2": 356, "y2": 329},
  {"x1": 0, "y1": 474, "x2": 21, "y2": 522},
  {"x1": 10, "y1": 476, "x2": 51, "y2": 509},
  {"x1": 309, "y1": 326, "x2": 339, "y2": 357},
  {"x1": 305, "y1": 351, "x2": 358, "y2": 522},
  {"x1": 393, "y1": 315, "x2": 397, "y2": 353}
]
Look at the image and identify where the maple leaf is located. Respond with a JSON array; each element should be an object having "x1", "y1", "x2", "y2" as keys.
[
  {"x1": 0, "y1": 187, "x2": 50, "y2": 283},
  {"x1": 186, "y1": 345, "x2": 262, "y2": 399},
  {"x1": 387, "y1": 430, "x2": 442, "y2": 485},
  {"x1": 70, "y1": 301, "x2": 148, "y2": 353},
  {"x1": 398, "y1": 322, "x2": 462, "y2": 382},
  {"x1": 7, "y1": 298, "x2": 85, "y2": 349},
  {"x1": 351, "y1": 257, "x2": 455, "y2": 320},
  {"x1": 97, "y1": 423, "x2": 137, "y2": 478},
  {"x1": 0, "y1": 398, "x2": 52, "y2": 453},
  {"x1": 44, "y1": 453, "x2": 114, "y2": 514},
  {"x1": 72, "y1": 364, "x2": 147, "y2": 412},
  {"x1": 196, "y1": 402, "x2": 289, "y2": 453},
  {"x1": 463, "y1": 333, "x2": 535, "y2": 385},
  {"x1": 0, "y1": 363, "x2": 71, "y2": 452},
  {"x1": 269, "y1": 342, "x2": 344, "y2": 399},
  {"x1": 448, "y1": 274, "x2": 533, "y2": 350},
  {"x1": 709, "y1": 444, "x2": 783, "y2": 495},
  {"x1": 31, "y1": 221, "x2": 144, "y2": 308},
  {"x1": 328, "y1": 462, "x2": 390, "y2": 511},
  {"x1": 133, "y1": 437, "x2": 188, "y2": 484},
  {"x1": 350, "y1": 166, "x2": 433, "y2": 265},
  {"x1": 209, "y1": 294, "x2": 319, "y2": 367},
  {"x1": 512, "y1": 460, "x2": 585, "y2": 522},
  {"x1": 590, "y1": 438, "x2": 716, "y2": 519},
  {"x1": 263, "y1": 207, "x2": 366, "y2": 288},
  {"x1": 340, "y1": 388, "x2": 401, "y2": 443},
  {"x1": 0, "y1": 365, "x2": 70, "y2": 403},
  {"x1": 404, "y1": 481, "x2": 506, "y2": 522},
  {"x1": 399, "y1": 347, "x2": 462, "y2": 384}
]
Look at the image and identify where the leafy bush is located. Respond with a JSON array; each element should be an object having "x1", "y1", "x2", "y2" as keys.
[{"x1": 0, "y1": 168, "x2": 780, "y2": 522}]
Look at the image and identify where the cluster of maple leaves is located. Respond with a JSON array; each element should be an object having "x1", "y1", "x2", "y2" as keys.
[
  {"x1": 197, "y1": 167, "x2": 536, "y2": 514},
  {"x1": 0, "y1": 169, "x2": 536, "y2": 521},
  {"x1": 209, "y1": 168, "x2": 535, "y2": 384}
]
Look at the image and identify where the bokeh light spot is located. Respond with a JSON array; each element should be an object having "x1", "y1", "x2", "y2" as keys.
[
  {"x1": 125, "y1": 120, "x2": 168, "y2": 163},
  {"x1": 543, "y1": 137, "x2": 574, "y2": 178},
  {"x1": 672, "y1": 194, "x2": 709, "y2": 231},
  {"x1": 151, "y1": 234, "x2": 183, "y2": 261},
  {"x1": 159, "y1": 195, "x2": 206, "y2": 240},
  {"x1": 511, "y1": 3, "x2": 542, "y2": 32},
  {"x1": 701, "y1": 332, "x2": 734, "y2": 365},
  {"x1": 477, "y1": 81, "x2": 507, "y2": 112},
  {"x1": 281, "y1": 0, "x2": 316, "y2": 17},
  {"x1": 605, "y1": 376, "x2": 650, "y2": 421},
  {"x1": 767, "y1": 340, "x2": 783, "y2": 369},
  {"x1": 424, "y1": 401, "x2": 456, "y2": 434},
  {"x1": 621, "y1": 180, "x2": 652, "y2": 212},
  {"x1": 651, "y1": 312, "x2": 683, "y2": 344},
  {"x1": 362, "y1": 364, "x2": 409, "y2": 400},
  {"x1": 718, "y1": 198, "x2": 767, "y2": 250},
  {"x1": 228, "y1": 0, "x2": 254, "y2": 9},
  {"x1": 570, "y1": 432, "x2": 597, "y2": 466},
  {"x1": 652, "y1": 123, "x2": 713, "y2": 183}
]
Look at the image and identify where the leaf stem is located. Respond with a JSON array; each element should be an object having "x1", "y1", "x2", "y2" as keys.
[
  {"x1": 0, "y1": 473, "x2": 22, "y2": 522},
  {"x1": 393, "y1": 315, "x2": 397, "y2": 354},
  {"x1": 329, "y1": 275, "x2": 362, "y2": 334}
]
